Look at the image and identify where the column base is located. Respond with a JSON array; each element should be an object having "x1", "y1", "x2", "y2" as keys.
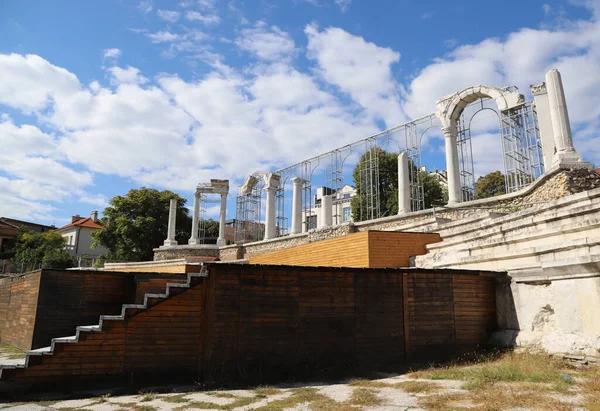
[
  {"x1": 188, "y1": 238, "x2": 201, "y2": 245},
  {"x1": 217, "y1": 238, "x2": 227, "y2": 247},
  {"x1": 163, "y1": 240, "x2": 178, "y2": 246},
  {"x1": 552, "y1": 151, "x2": 590, "y2": 168}
]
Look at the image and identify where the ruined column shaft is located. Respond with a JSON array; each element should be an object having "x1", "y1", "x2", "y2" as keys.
[
  {"x1": 217, "y1": 193, "x2": 227, "y2": 246},
  {"x1": 290, "y1": 178, "x2": 304, "y2": 235},
  {"x1": 530, "y1": 82, "x2": 556, "y2": 170},
  {"x1": 164, "y1": 199, "x2": 178, "y2": 246},
  {"x1": 546, "y1": 69, "x2": 574, "y2": 154},
  {"x1": 319, "y1": 195, "x2": 333, "y2": 228},
  {"x1": 443, "y1": 125, "x2": 462, "y2": 205},
  {"x1": 188, "y1": 192, "x2": 200, "y2": 245},
  {"x1": 264, "y1": 187, "x2": 277, "y2": 240},
  {"x1": 398, "y1": 152, "x2": 411, "y2": 214}
]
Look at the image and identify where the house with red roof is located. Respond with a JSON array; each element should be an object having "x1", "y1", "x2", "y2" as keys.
[{"x1": 55, "y1": 211, "x2": 107, "y2": 262}]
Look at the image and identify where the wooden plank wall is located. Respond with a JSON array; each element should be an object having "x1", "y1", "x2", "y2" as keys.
[
  {"x1": 248, "y1": 231, "x2": 440, "y2": 268},
  {"x1": 248, "y1": 232, "x2": 370, "y2": 267},
  {"x1": 453, "y1": 274, "x2": 497, "y2": 352},
  {"x1": 1, "y1": 265, "x2": 504, "y2": 388},
  {"x1": 368, "y1": 232, "x2": 441, "y2": 268},
  {"x1": 33, "y1": 271, "x2": 137, "y2": 350},
  {"x1": 0, "y1": 273, "x2": 41, "y2": 351}
]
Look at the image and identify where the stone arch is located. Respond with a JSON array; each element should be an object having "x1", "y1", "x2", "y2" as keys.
[
  {"x1": 435, "y1": 85, "x2": 524, "y2": 205},
  {"x1": 436, "y1": 85, "x2": 524, "y2": 128}
]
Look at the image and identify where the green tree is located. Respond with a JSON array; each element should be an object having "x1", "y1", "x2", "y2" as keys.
[
  {"x1": 420, "y1": 170, "x2": 448, "y2": 208},
  {"x1": 201, "y1": 219, "x2": 220, "y2": 238},
  {"x1": 11, "y1": 229, "x2": 75, "y2": 272},
  {"x1": 92, "y1": 188, "x2": 192, "y2": 262},
  {"x1": 351, "y1": 148, "x2": 448, "y2": 220},
  {"x1": 475, "y1": 171, "x2": 506, "y2": 199}
]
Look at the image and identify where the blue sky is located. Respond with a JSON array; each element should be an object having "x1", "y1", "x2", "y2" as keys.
[{"x1": 1, "y1": 0, "x2": 599, "y2": 227}]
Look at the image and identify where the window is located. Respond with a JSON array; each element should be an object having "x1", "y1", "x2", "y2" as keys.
[
  {"x1": 343, "y1": 193, "x2": 351, "y2": 199},
  {"x1": 343, "y1": 207, "x2": 351, "y2": 222},
  {"x1": 306, "y1": 215, "x2": 317, "y2": 230}
]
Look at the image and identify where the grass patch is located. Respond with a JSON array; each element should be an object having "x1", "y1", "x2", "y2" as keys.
[
  {"x1": 254, "y1": 386, "x2": 281, "y2": 396},
  {"x1": 139, "y1": 393, "x2": 158, "y2": 402},
  {"x1": 347, "y1": 379, "x2": 388, "y2": 388},
  {"x1": 393, "y1": 380, "x2": 440, "y2": 393},
  {"x1": 0, "y1": 343, "x2": 26, "y2": 360},
  {"x1": 409, "y1": 352, "x2": 575, "y2": 391},
  {"x1": 348, "y1": 388, "x2": 382, "y2": 407},
  {"x1": 162, "y1": 394, "x2": 190, "y2": 404},
  {"x1": 581, "y1": 365, "x2": 600, "y2": 411},
  {"x1": 211, "y1": 392, "x2": 236, "y2": 398}
]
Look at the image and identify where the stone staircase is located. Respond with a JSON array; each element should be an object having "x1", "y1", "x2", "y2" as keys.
[
  {"x1": 414, "y1": 188, "x2": 600, "y2": 275},
  {"x1": 0, "y1": 270, "x2": 208, "y2": 386}
]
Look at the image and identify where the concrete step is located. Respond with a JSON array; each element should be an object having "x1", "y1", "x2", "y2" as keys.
[
  {"x1": 421, "y1": 237, "x2": 600, "y2": 271},
  {"x1": 455, "y1": 217, "x2": 600, "y2": 258},
  {"x1": 425, "y1": 200, "x2": 600, "y2": 253},
  {"x1": 431, "y1": 188, "x2": 600, "y2": 243}
]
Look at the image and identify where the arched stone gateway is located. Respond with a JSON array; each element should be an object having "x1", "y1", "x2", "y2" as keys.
[
  {"x1": 436, "y1": 70, "x2": 587, "y2": 205},
  {"x1": 436, "y1": 86, "x2": 525, "y2": 204},
  {"x1": 239, "y1": 171, "x2": 281, "y2": 241}
]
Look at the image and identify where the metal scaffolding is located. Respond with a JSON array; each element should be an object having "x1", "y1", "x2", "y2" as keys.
[{"x1": 234, "y1": 92, "x2": 544, "y2": 243}]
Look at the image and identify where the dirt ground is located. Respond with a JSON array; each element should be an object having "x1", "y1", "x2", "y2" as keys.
[{"x1": 0, "y1": 346, "x2": 598, "y2": 411}]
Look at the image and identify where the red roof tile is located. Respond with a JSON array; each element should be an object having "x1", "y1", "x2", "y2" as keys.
[{"x1": 56, "y1": 217, "x2": 102, "y2": 231}]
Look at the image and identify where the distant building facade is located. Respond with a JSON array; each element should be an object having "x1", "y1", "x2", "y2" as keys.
[
  {"x1": 55, "y1": 211, "x2": 107, "y2": 265},
  {"x1": 303, "y1": 185, "x2": 357, "y2": 231}
]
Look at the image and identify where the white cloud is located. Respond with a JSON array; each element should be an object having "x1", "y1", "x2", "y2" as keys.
[
  {"x1": 236, "y1": 22, "x2": 296, "y2": 61},
  {"x1": 0, "y1": 53, "x2": 80, "y2": 112},
  {"x1": 335, "y1": 0, "x2": 351, "y2": 12},
  {"x1": 157, "y1": 9, "x2": 180, "y2": 22},
  {"x1": 542, "y1": 3, "x2": 552, "y2": 14},
  {"x1": 138, "y1": 0, "x2": 153, "y2": 14},
  {"x1": 147, "y1": 30, "x2": 181, "y2": 43},
  {"x1": 185, "y1": 11, "x2": 220, "y2": 25},
  {"x1": 305, "y1": 24, "x2": 405, "y2": 127},
  {"x1": 421, "y1": 12, "x2": 432, "y2": 19},
  {"x1": 102, "y1": 48, "x2": 122, "y2": 60},
  {"x1": 108, "y1": 66, "x2": 149, "y2": 85}
]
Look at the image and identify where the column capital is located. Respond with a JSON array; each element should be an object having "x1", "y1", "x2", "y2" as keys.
[
  {"x1": 290, "y1": 176, "x2": 307, "y2": 185},
  {"x1": 530, "y1": 82, "x2": 547, "y2": 96},
  {"x1": 441, "y1": 124, "x2": 458, "y2": 137}
]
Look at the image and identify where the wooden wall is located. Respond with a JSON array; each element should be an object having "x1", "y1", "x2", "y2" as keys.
[
  {"x1": 1, "y1": 265, "x2": 502, "y2": 389},
  {"x1": 0, "y1": 270, "x2": 189, "y2": 351},
  {"x1": 248, "y1": 231, "x2": 440, "y2": 268},
  {"x1": 0, "y1": 273, "x2": 41, "y2": 350}
]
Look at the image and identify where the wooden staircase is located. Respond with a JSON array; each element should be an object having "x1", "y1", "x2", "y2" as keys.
[{"x1": 0, "y1": 270, "x2": 208, "y2": 388}]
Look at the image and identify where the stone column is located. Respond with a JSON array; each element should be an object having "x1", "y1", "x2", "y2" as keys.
[
  {"x1": 217, "y1": 193, "x2": 227, "y2": 246},
  {"x1": 290, "y1": 177, "x2": 305, "y2": 235},
  {"x1": 264, "y1": 187, "x2": 277, "y2": 240},
  {"x1": 164, "y1": 199, "x2": 178, "y2": 246},
  {"x1": 188, "y1": 191, "x2": 200, "y2": 245},
  {"x1": 398, "y1": 152, "x2": 411, "y2": 214},
  {"x1": 546, "y1": 69, "x2": 582, "y2": 165},
  {"x1": 442, "y1": 125, "x2": 462, "y2": 205},
  {"x1": 319, "y1": 195, "x2": 333, "y2": 228},
  {"x1": 530, "y1": 82, "x2": 556, "y2": 170}
]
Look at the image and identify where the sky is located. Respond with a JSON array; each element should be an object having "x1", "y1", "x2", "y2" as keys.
[{"x1": 1, "y1": 0, "x2": 600, "y2": 228}]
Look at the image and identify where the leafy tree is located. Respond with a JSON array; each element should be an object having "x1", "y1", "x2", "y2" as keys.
[
  {"x1": 11, "y1": 229, "x2": 75, "y2": 272},
  {"x1": 201, "y1": 219, "x2": 220, "y2": 239},
  {"x1": 475, "y1": 171, "x2": 506, "y2": 199},
  {"x1": 351, "y1": 148, "x2": 448, "y2": 220},
  {"x1": 420, "y1": 170, "x2": 448, "y2": 208},
  {"x1": 93, "y1": 188, "x2": 192, "y2": 262}
]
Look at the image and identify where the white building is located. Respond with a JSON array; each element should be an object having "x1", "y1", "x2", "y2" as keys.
[
  {"x1": 303, "y1": 185, "x2": 356, "y2": 231},
  {"x1": 56, "y1": 211, "x2": 107, "y2": 265}
]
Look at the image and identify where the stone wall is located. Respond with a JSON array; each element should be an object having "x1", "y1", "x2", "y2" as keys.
[
  {"x1": 153, "y1": 246, "x2": 220, "y2": 261},
  {"x1": 0, "y1": 272, "x2": 41, "y2": 350}
]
